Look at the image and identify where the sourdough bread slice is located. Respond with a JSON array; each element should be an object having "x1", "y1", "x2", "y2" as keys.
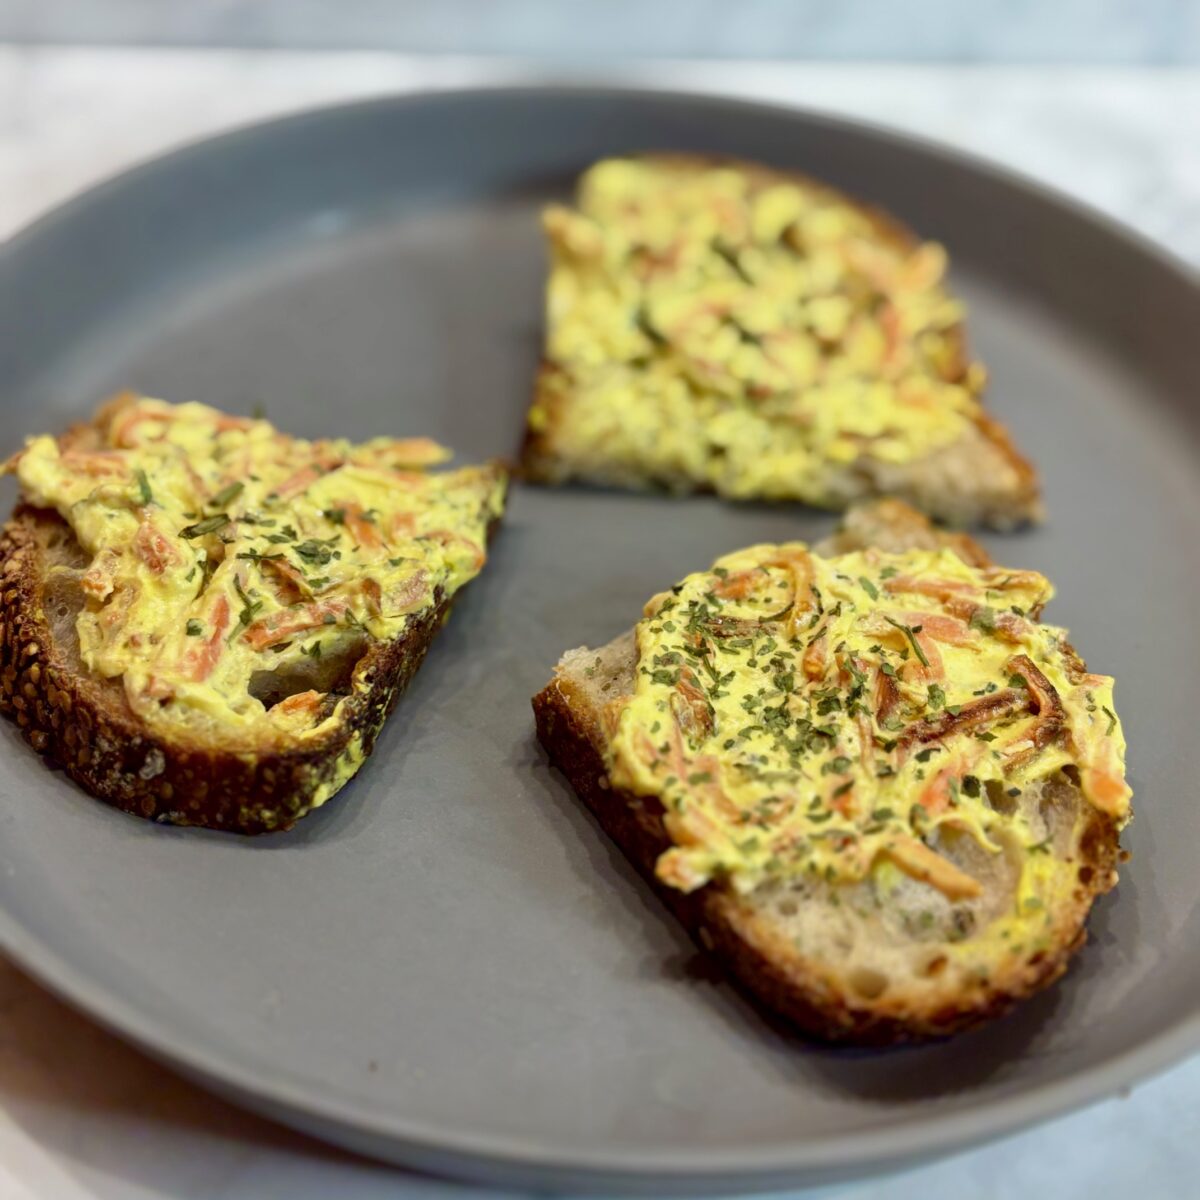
[
  {"x1": 522, "y1": 155, "x2": 1042, "y2": 529},
  {"x1": 0, "y1": 399, "x2": 505, "y2": 833},
  {"x1": 532, "y1": 502, "x2": 1124, "y2": 1043}
]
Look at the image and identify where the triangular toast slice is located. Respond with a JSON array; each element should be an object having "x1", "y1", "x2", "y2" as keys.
[{"x1": 523, "y1": 156, "x2": 1041, "y2": 529}]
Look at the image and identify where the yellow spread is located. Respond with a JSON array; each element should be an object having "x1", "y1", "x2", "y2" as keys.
[
  {"x1": 608, "y1": 541, "x2": 1131, "y2": 900},
  {"x1": 11, "y1": 396, "x2": 505, "y2": 754},
  {"x1": 532, "y1": 157, "x2": 985, "y2": 500}
]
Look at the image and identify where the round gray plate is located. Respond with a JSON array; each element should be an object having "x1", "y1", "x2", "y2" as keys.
[{"x1": 1, "y1": 89, "x2": 1198, "y2": 1195}]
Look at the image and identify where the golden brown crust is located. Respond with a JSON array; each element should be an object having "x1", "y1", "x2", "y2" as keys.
[
  {"x1": 533, "y1": 664, "x2": 1121, "y2": 1045},
  {"x1": 0, "y1": 507, "x2": 474, "y2": 833},
  {"x1": 520, "y1": 154, "x2": 1043, "y2": 528}
]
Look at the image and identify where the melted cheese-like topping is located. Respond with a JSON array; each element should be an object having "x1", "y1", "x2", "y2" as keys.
[
  {"x1": 609, "y1": 542, "x2": 1130, "y2": 897},
  {"x1": 531, "y1": 158, "x2": 984, "y2": 501},
  {"x1": 14, "y1": 397, "x2": 505, "y2": 745}
]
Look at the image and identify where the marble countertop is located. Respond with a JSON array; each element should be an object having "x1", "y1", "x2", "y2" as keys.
[{"x1": 0, "y1": 47, "x2": 1196, "y2": 1200}]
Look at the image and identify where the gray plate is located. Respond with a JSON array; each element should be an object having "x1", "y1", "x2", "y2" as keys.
[{"x1": 1, "y1": 88, "x2": 1198, "y2": 1195}]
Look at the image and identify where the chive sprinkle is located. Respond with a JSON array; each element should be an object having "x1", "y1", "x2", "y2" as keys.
[
  {"x1": 884, "y1": 615, "x2": 930, "y2": 668},
  {"x1": 133, "y1": 469, "x2": 153, "y2": 506},
  {"x1": 179, "y1": 514, "x2": 230, "y2": 538},
  {"x1": 209, "y1": 481, "x2": 243, "y2": 509}
]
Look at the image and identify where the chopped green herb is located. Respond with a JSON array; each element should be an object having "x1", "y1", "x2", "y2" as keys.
[
  {"x1": 185, "y1": 619, "x2": 203, "y2": 637},
  {"x1": 635, "y1": 307, "x2": 666, "y2": 345},
  {"x1": 179, "y1": 514, "x2": 230, "y2": 538},
  {"x1": 858, "y1": 576, "x2": 879, "y2": 601},
  {"x1": 712, "y1": 238, "x2": 753, "y2": 283},
  {"x1": 227, "y1": 575, "x2": 263, "y2": 642},
  {"x1": 133, "y1": 468, "x2": 153, "y2": 506},
  {"x1": 209, "y1": 481, "x2": 243, "y2": 510},
  {"x1": 884, "y1": 615, "x2": 930, "y2": 668},
  {"x1": 969, "y1": 606, "x2": 997, "y2": 634},
  {"x1": 294, "y1": 539, "x2": 335, "y2": 565}
]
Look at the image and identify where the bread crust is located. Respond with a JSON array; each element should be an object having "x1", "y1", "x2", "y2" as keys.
[
  {"x1": 521, "y1": 154, "x2": 1042, "y2": 529},
  {"x1": 532, "y1": 505, "x2": 1122, "y2": 1043},
  {"x1": 0, "y1": 508, "x2": 452, "y2": 832}
]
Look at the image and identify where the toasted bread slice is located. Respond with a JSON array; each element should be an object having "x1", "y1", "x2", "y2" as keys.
[
  {"x1": 522, "y1": 156, "x2": 1042, "y2": 529},
  {"x1": 533, "y1": 501, "x2": 1128, "y2": 1043},
  {"x1": 0, "y1": 396, "x2": 505, "y2": 833}
]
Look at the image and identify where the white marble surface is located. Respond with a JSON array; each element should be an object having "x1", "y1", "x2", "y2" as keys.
[
  {"x1": 0, "y1": 47, "x2": 1197, "y2": 1200},
  {"x1": 5, "y1": 0, "x2": 1200, "y2": 63}
]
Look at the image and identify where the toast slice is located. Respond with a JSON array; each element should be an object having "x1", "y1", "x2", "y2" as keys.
[
  {"x1": 0, "y1": 395, "x2": 506, "y2": 833},
  {"x1": 522, "y1": 156, "x2": 1042, "y2": 529},
  {"x1": 533, "y1": 501, "x2": 1129, "y2": 1043}
]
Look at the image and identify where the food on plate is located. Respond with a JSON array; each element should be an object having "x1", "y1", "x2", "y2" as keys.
[
  {"x1": 0, "y1": 394, "x2": 506, "y2": 832},
  {"x1": 523, "y1": 156, "x2": 1041, "y2": 528},
  {"x1": 532, "y1": 500, "x2": 1129, "y2": 1042}
]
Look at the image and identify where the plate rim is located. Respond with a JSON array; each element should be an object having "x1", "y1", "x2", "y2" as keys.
[{"x1": 1, "y1": 83, "x2": 1198, "y2": 1188}]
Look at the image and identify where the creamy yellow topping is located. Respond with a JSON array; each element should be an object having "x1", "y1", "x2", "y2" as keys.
[
  {"x1": 12, "y1": 397, "x2": 505, "y2": 747},
  {"x1": 532, "y1": 157, "x2": 985, "y2": 501},
  {"x1": 608, "y1": 542, "x2": 1130, "y2": 897}
]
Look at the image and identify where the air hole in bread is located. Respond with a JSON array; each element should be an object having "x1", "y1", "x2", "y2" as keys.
[
  {"x1": 849, "y1": 966, "x2": 888, "y2": 999},
  {"x1": 1078, "y1": 865, "x2": 1094, "y2": 886},
  {"x1": 1061, "y1": 763, "x2": 1082, "y2": 788},
  {"x1": 248, "y1": 634, "x2": 367, "y2": 709},
  {"x1": 776, "y1": 897, "x2": 800, "y2": 917},
  {"x1": 921, "y1": 952, "x2": 949, "y2": 978}
]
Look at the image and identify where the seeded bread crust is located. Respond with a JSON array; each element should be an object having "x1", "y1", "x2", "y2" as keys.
[
  {"x1": 532, "y1": 503, "x2": 1120, "y2": 1043},
  {"x1": 522, "y1": 154, "x2": 1042, "y2": 530},
  {"x1": 0, "y1": 411, "x2": 504, "y2": 834}
]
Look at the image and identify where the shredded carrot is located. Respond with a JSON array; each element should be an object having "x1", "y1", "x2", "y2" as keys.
[
  {"x1": 214, "y1": 413, "x2": 255, "y2": 433},
  {"x1": 343, "y1": 505, "x2": 383, "y2": 549},
  {"x1": 711, "y1": 570, "x2": 760, "y2": 600},
  {"x1": 802, "y1": 629, "x2": 828, "y2": 680},
  {"x1": 916, "y1": 765, "x2": 957, "y2": 815},
  {"x1": 387, "y1": 511, "x2": 417, "y2": 538},
  {"x1": 274, "y1": 465, "x2": 321, "y2": 499},
  {"x1": 109, "y1": 407, "x2": 173, "y2": 447},
  {"x1": 381, "y1": 570, "x2": 428, "y2": 615},
  {"x1": 274, "y1": 690, "x2": 322, "y2": 718},
  {"x1": 134, "y1": 521, "x2": 182, "y2": 574},
  {"x1": 60, "y1": 450, "x2": 127, "y2": 478},
  {"x1": 424, "y1": 528, "x2": 486, "y2": 571},
  {"x1": 243, "y1": 598, "x2": 348, "y2": 650},
  {"x1": 880, "y1": 836, "x2": 982, "y2": 900},
  {"x1": 261, "y1": 556, "x2": 307, "y2": 604},
  {"x1": 186, "y1": 594, "x2": 230, "y2": 681}
]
